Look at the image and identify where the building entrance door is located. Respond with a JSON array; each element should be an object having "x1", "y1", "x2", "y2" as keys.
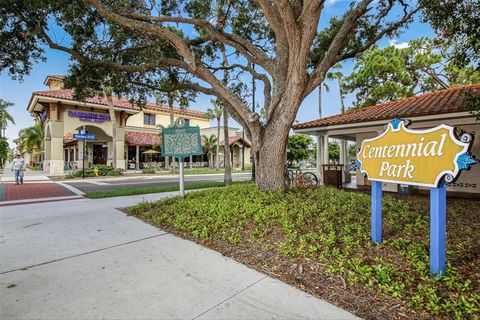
[{"x1": 93, "y1": 144, "x2": 108, "y2": 165}]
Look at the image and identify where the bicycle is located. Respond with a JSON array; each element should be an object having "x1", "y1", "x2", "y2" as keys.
[{"x1": 285, "y1": 165, "x2": 319, "y2": 188}]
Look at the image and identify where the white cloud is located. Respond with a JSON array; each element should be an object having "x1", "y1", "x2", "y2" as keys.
[
  {"x1": 388, "y1": 40, "x2": 409, "y2": 49},
  {"x1": 325, "y1": 0, "x2": 341, "y2": 5}
]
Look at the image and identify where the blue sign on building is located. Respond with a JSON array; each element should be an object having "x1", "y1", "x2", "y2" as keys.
[{"x1": 73, "y1": 133, "x2": 96, "y2": 140}]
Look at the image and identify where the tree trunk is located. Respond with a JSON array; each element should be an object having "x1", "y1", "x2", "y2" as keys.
[
  {"x1": 253, "y1": 124, "x2": 289, "y2": 191},
  {"x1": 223, "y1": 108, "x2": 232, "y2": 184},
  {"x1": 106, "y1": 91, "x2": 117, "y2": 169},
  {"x1": 215, "y1": 117, "x2": 220, "y2": 170},
  {"x1": 252, "y1": 80, "x2": 306, "y2": 191}
]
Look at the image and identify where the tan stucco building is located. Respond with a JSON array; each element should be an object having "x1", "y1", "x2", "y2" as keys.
[
  {"x1": 294, "y1": 85, "x2": 480, "y2": 197},
  {"x1": 27, "y1": 75, "x2": 212, "y2": 175},
  {"x1": 200, "y1": 126, "x2": 251, "y2": 169}
]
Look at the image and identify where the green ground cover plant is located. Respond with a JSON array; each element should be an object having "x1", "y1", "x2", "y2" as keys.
[{"x1": 128, "y1": 184, "x2": 479, "y2": 320}]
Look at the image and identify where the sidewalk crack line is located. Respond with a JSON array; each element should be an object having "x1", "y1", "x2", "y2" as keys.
[
  {"x1": 191, "y1": 275, "x2": 267, "y2": 320},
  {"x1": 0, "y1": 233, "x2": 167, "y2": 274}
]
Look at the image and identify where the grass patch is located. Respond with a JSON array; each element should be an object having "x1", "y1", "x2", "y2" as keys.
[
  {"x1": 85, "y1": 180, "x2": 249, "y2": 199},
  {"x1": 127, "y1": 184, "x2": 479, "y2": 320},
  {"x1": 136, "y1": 168, "x2": 251, "y2": 176}
]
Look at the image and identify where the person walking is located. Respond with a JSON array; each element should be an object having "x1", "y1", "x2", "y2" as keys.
[{"x1": 11, "y1": 154, "x2": 25, "y2": 185}]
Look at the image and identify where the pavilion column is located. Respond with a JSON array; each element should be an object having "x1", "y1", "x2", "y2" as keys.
[
  {"x1": 73, "y1": 146, "x2": 77, "y2": 161},
  {"x1": 323, "y1": 135, "x2": 329, "y2": 164},
  {"x1": 316, "y1": 134, "x2": 324, "y2": 183},
  {"x1": 67, "y1": 147, "x2": 71, "y2": 163},
  {"x1": 342, "y1": 140, "x2": 351, "y2": 183},
  {"x1": 135, "y1": 145, "x2": 140, "y2": 170},
  {"x1": 339, "y1": 140, "x2": 348, "y2": 183}
]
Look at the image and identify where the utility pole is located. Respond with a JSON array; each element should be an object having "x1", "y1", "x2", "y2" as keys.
[{"x1": 251, "y1": 63, "x2": 256, "y2": 181}]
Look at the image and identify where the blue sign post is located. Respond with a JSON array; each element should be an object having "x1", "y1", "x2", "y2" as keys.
[
  {"x1": 371, "y1": 181, "x2": 383, "y2": 244},
  {"x1": 356, "y1": 118, "x2": 477, "y2": 277},
  {"x1": 430, "y1": 181, "x2": 447, "y2": 275}
]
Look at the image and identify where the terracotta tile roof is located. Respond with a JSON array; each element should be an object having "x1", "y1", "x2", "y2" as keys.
[
  {"x1": 47, "y1": 75, "x2": 66, "y2": 79},
  {"x1": 32, "y1": 88, "x2": 208, "y2": 118},
  {"x1": 143, "y1": 102, "x2": 208, "y2": 119},
  {"x1": 293, "y1": 85, "x2": 479, "y2": 130},
  {"x1": 125, "y1": 131, "x2": 160, "y2": 146},
  {"x1": 220, "y1": 136, "x2": 251, "y2": 148}
]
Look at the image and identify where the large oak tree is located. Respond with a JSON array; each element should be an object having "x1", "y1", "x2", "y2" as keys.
[{"x1": 2, "y1": 0, "x2": 422, "y2": 190}]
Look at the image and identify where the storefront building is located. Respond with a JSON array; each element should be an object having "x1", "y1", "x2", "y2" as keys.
[
  {"x1": 293, "y1": 85, "x2": 480, "y2": 197},
  {"x1": 27, "y1": 75, "x2": 211, "y2": 175}
]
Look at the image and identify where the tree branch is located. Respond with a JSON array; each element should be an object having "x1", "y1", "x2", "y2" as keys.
[
  {"x1": 306, "y1": 0, "x2": 373, "y2": 95},
  {"x1": 336, "y1": 7, "x2": 421, "y2": 62},
  {"x1": 82, "y1": 0, "x2": 197, "y2": 69},
  {"x1": 205, "y1": 63, "x2": 272, "y2": 109},
  {"x1": 125, "y1": 11, "x2": 273, "y2": 74}
]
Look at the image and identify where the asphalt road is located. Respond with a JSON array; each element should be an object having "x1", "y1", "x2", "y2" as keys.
[{"x1": 64, "y1": 173, "x2": 252, "y2": 193}]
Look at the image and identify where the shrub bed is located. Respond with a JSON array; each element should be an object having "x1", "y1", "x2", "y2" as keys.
[
  {"x1": 65, "y1": 165, "x2": 123, "y2": 178},
  {"x1": 128, "y1": 184, "x2": 479, "y2": 320},
  {"x1": 142, "y1": 167, "x2": 157, "y2": 174}
]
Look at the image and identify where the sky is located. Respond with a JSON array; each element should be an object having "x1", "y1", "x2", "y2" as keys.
[{"x1": 0, "y1": 1, "x2": 435, "y2": 146}]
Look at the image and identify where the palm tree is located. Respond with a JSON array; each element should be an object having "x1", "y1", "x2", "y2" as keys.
[
  {"x1": 202, "y1": 134, "x2": 217, "y2": 168},
  {"x1": 318, "y1": 64, "x2": 344, "y2": 117},
  {"x1": 206, "y1": 100, "x2": 223, "y2": 171},
  {"x1": 20, "y1": 122, "x2": 44, "y2": 154},
  {"x1": 0, "y1": 99, "x2": 15, "y2": 138}
]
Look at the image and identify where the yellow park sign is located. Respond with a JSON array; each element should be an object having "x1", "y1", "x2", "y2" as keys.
[{"x1": 357, "y1": 118, "x2": 476, "y2": 188}]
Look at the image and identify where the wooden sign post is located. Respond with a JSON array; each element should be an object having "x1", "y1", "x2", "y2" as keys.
[
  {"x1": 356, "y1": 118, "x2": 476, "y2": 277},
  {"x1": 162, "y1": 118, "x2": 203, "y2": 197}
]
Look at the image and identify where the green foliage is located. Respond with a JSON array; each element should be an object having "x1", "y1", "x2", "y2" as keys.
[
  {"x1": 131, "y1": 184, "x2": 480, "y2": 319},
  {"x1": 420, "y1": 0, "x2": 480, "y2": 68},
  {"x1": 462, "y1": 89, "x2": 480, "y2": 120},
  {"x1": 328, "y1": 142, "x2": 340, "y2": 162},
  {"x1": 348, "y1": 143, "x2": 357, "y2": 158},
  {"x1": 142, "y1": 167, "x2": 157, "y2": 174},
  {"x1": 65, "y1": 165, "x2": 123, "y2": 178},
  {"x1": 287, "y1": 134, "x2": 314, "y2": 165},
  {"x1": 19, "y1": 122, "x2": 44, "y2": 153},
  {"x1": 0, "y1": 98, "x2": 15, "y2": 133},
  {"x1": 0, "y1": 137, "x2": 9, "y2": 166},
  {"x1": 28, "y1": 164, "x2": 42, "y2": 171},
  {"x1": 344, "y1": 38, "x2": 480, "y2": 108}
]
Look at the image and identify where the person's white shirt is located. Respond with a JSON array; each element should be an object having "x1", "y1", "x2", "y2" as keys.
[{"x1": 11, "y1": 157, "x2": 25, "y2": 171}]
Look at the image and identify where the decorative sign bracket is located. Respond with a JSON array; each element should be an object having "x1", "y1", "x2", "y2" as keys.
[{"x1": 356, "y1": 118, "x2": 477, "y2": 277}]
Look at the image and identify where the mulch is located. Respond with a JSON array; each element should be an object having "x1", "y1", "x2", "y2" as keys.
[{"x1": 124, "y1": 193, "x2": 480, "y2": 320}]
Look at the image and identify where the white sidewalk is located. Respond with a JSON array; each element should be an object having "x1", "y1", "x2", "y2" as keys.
[
  {"x1": 0, "y1": 192, "x2": 359, "y2": 320},
  {"x1": 0, "y1": 166, "x2": 51, "y2": 183}
]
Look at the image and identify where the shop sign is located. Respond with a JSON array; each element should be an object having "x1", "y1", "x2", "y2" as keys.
[
  {"x1": 68, "y1": 110, "x2": 111, "y2": 123},
  {"x1": 357, "y1": 118, "x2": 476, "y2": 188},
  {"x1": 162, "y1": 118, "x2": 202, "y2": 158}
]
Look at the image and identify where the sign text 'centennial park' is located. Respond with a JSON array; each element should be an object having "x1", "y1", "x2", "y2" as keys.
[{"x1": 357, "y1": 118, "x2": 476, "y2": 187}]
